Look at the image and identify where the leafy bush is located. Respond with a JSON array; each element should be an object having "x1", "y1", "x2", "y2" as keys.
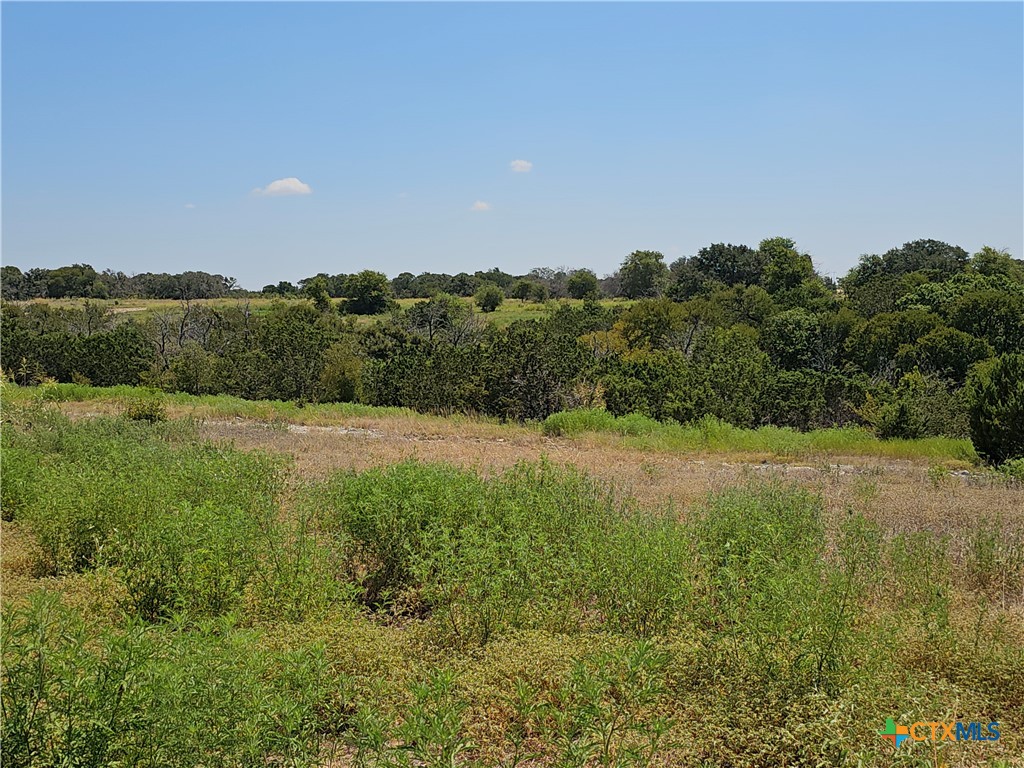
[
  {"x1": 692, "y1": 483, "x2": 872, "y2": 695},
  {"x1": 1, "y1": 595, "x2": 331, "y2": 768},
  {"x1": 109, "y1": 502, "x2": 263, "y2": 620},
  {"x1": 122, "y1": 396, "x2": 167, "y2": 422},
  {"x1": 305, "y1": 460, "x2": 691, "y2": 643},
  {"x1": 475, "y1": 283, "x2": 505, "y2": 313},
  {"x1": 2, "y1": 408, "x2": 285, "y2": 575},
  {"x1": 966, "y1": 353, "x2": 1024, "y2": 465}
]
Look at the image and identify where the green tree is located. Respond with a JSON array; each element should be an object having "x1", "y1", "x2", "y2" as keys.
[
  {"x1": 970, "y1": 246, "x2": 1024, "y2": 283},
  {"x1": 253, "y1": 305, "x2": 331, "y2": 400},
  {"x1": 603, "y1": 349, "x2": 701, "y2": 423},
  {"x1": 760, "y1": 308, "x2": 821, "y2": 370},
  {"x1": 893, "y1": 327, "x2": 994, "y2": 385},
  {"x1": 614, "y1": 299, "x2": 690, "y2": 351},
  {"x1": 667, "y1": 257, "x2": 711, "y2": 300},
  {"x1": 869, "y1": 372, "x2": 968, "y2": 440},
  {"x1": 948, "y1": 289, "x2": 1024, "y2": 355},
  {"x1": 965, "y1": 354, "x2": 1024, "y2": 465},
  {"x1": 512, "y1": 280, "x2": 535, "y2": 303},
  {"x1": 1, "y1": 266, "x2": 27, "y2": 300},
  {"x1": 845, "y1": 309, "x2": 943, "y2": 377},
  {"x1": 317, "y1": 337, "x2": 363, "y2": 402},
  {"x1": 619, "y1": 251, "x2": 669, "y2": 299},
  {"x1": 844, "y1": 240, "x2": 969, "y2": 291},
  {"x1": 302, "y1": 276, "x2": 332, "y2": 312},
  {"x1": 566, "y1": 269, "x2": 600, "y2": 300},
  {"x1": 483, "y1": 321, "x2": 588, "y2": 420},
  {"x1": 407, "y1": 293, "x2": 477, "y2": 344},
  {"x1": 343, "y1": 271, "x2": 395, "y2": 315},
  {"x1": 691, "y1": 327, "x2": 770, "y2": 427},
  {"x1": 45, "y1": 264, "x2": 100, "y2": 299},
  {"x1": 706, "y1": 284, "x2": 776, "y2": 328},
  {"x1": 690, "y1": 242, "x2": 766, "y2": 287},
  {"x1": 475, "y1": 283, "x2": 505, "y2": 313},
  {"x1": 759, "y1": 237, "x2": 815, "y2": 296}
]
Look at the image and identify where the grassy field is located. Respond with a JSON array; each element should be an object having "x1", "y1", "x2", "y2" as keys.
[
  {"x1": 3, "y1": 383, "x2": 980, "y2": 466},
  {"x1": 9, "y1": 295, "x2": 629, "y2": 328},
  {"x1": 2, "y1": 390, "x2": 1022, "y2": 767}
]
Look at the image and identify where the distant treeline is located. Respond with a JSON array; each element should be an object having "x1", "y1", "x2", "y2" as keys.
[
  {"x1": 1, "y1": 264, "x2": 239, "y2": 301},
  {"x1": 4, "y1": 238, "x2": 1023, "y2": 462}
]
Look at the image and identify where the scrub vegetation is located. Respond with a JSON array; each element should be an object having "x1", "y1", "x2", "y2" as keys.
[
  {"x1": 2, "y1": 399, "x2": 1022, "y2": 767},
  {"x1": 3, "y1": 238, "x2": 1023, "y2": 765},
  {"x1": 5, "y1": 239, "x2": 1023, "y2": 470}
]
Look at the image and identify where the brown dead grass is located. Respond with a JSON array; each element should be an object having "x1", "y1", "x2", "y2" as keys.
[
  {"x1": 192, "y1": 418, "x2": 1024, "y2": 544},
  {"x1": 21, "y1": 400, "x2": 1024, "y2": 554}
]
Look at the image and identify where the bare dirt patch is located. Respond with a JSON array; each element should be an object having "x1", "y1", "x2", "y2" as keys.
[{"x1": 197, "y1": 418, "x2": 1024, "y2": 542}]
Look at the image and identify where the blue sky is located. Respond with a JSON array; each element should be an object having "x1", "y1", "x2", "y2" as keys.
[{"x1": 3, "y1": 2, "x2": 1022, "y2": 290}]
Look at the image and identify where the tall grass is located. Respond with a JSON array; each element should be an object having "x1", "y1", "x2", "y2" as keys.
[
  {"x1": 1, "y1": 595, "x2": 333, "y2": 768},
  {"x1": 2, "y1": 405, "x2": 283, "y2": 576},
  {"x1": 3, "y1": 406, "x2": 1022, "y2": 766},
  {"x1": 4, "y1": 383, "x2": 981, "y2": 462},
  {"x1": 1, "y1": 404, "x2": 341, "y2": 623},
  {"x1": 303, "y1": 459, "x2": 692, "y2": 643},
  {"x1": 543, "y1": 408, "x2": 978, "y2": 463}
]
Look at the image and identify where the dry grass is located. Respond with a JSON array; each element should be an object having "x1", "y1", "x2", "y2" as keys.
[
  {"x1": 4, "y1": 405, "x2": 1023, "y2": 767},
  {"x1": 30, "y1": 396, "x2": 1024, "y2": 562},
  {"x1": 191, "y1": 417, "x2": 1024, "y2": 542}
]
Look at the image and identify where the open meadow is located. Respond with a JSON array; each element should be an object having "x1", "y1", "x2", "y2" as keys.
[{"x1": 2, "y1": 385, "x2": 1022, "y2": 767}]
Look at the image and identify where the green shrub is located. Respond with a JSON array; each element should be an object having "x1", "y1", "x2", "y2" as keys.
[
  {"x1": 997, "y1": 457, "x2": 1024, "y2": 481},
  {"x1": 305, "y1": 460, "x2": 691, "y2": 643},
  {"x1": 546, "y1": 639, "x2": 672, "y2": 767},
  {"x1": 0, "y1": 595, "x2": 331, "y2": 768},
  {"x1": 109, "y1": 502, "x2": 263, "y2": 620},
  {"x1": 475, "y1": 283, "x2": 505, "y2": 313},
  {"x1": 966, "y1": 353, "x2": 1024, "y2": 465},
  {"x1": 122, "y1": 396, "x2": 167, "y2": 422},
  {"x1": 542, "y1": 408, "x2": 618, "y2": 436},
  {"x1": 3, "y1": 408, "x2": 285, "y2": 575},
  {"x1": 691, "y1": 483, "x2": 870, "y2": 695}
]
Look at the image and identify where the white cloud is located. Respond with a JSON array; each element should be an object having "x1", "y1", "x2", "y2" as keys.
[
  {"x1": 252, "y1": 177, "x2": 312, "y2": 196},
  {"x1": 470, "y1": 200, "x2": 492, "y2": 211},
  {"x1": 510, "y1": 159, "x2": 533, "y2": 173},
  {"x1": 184, "y1": 203, "x2": 196, "y2": 209}
]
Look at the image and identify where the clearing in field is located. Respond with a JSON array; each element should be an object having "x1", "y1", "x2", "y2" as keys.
[{"x1": 2, "y1": 389, "x2": 1022, "y2": 767}]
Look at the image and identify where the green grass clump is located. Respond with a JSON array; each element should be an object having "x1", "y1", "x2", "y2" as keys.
[
  {"x1": 544, "y1": 409, "x2": 978, "y2": 463},
  {"x1": 304, "y1": 459, "x2": 691, "y2": 643},
  {"x1": 1, "y1": 594, "x2": 333, "y2": 768},
  {"x1": 1, "y1": 404, "x2": 344, "y2": 623},
  {"x1": 2, "y1": 406, "x2": 284, "y2": 576},
  {"x1": 693, "y1": 484, "x2": 880, "y2": 696}
]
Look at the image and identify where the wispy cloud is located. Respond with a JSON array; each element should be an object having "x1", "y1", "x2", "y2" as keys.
[
  {"x1": 251, "y1": 177, "x2": 312, "y2": 196},
  {"x1": 510, "y1": 159, "x2": 533, "y2": 173},
  {"x1": 184, "y1": 203, "x2": 196, "y2": 209},
  {"x1": 470, "y1": 200, "x2": 492, "y2": 211}
]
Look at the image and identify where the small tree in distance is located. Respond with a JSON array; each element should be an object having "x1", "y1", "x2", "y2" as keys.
[
  {"x1": 475, "y1": 283, "x2": 505, "y2": 313},
  {"x1": 512, "y1": 280, "x2": 534, "y2": 303},
  {"x1": 342, "y1": 271, "x2": 394, "y2": 315},
  {"x1": 567, "y1": 269, "x2": 600, "y2": 300},
  {"x1": 619, "y1": 251, "x2": 668, "y2": 299}
]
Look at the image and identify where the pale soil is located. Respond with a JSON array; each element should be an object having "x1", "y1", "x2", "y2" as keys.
[
  {"x1": 192, "y1": 417, "x2": 1024, "y2": 558},
  {"x1": 47, "y1": 399, "x2": 1024, "y2": 560}
]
